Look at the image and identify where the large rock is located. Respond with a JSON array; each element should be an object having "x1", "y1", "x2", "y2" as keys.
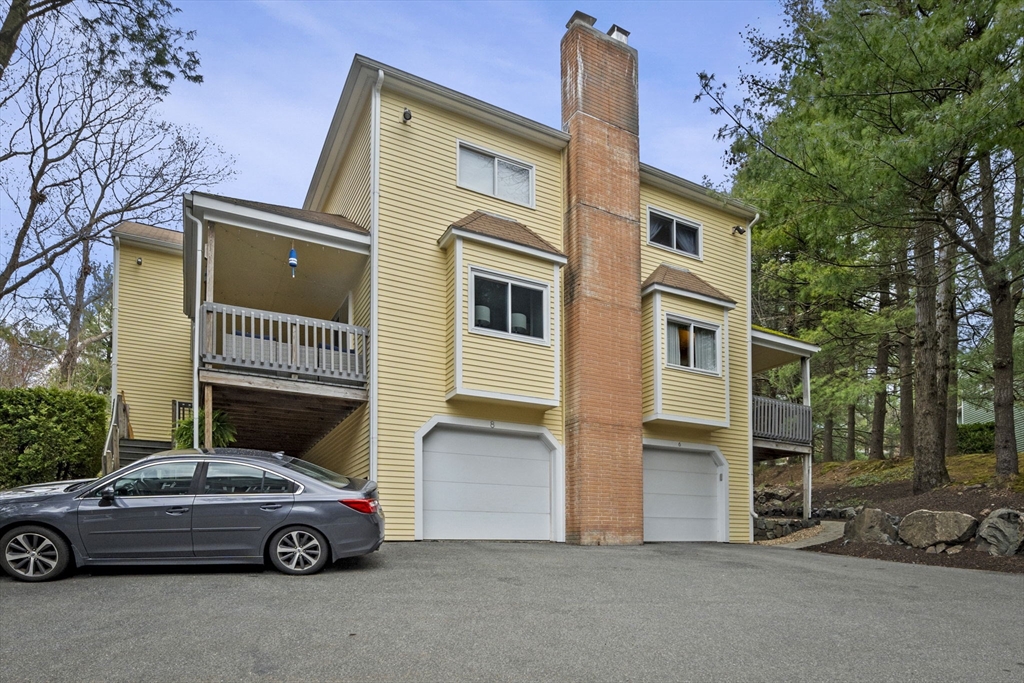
[
  {"x1": 898, "y1": 510, "x2": 978, "y2": 549},
  {"x1": 976, "y1": 508, "x2": 1024, "y2": 556},
  {"x1": 844, "y1": 508, "x2": 898, "y2": 545}
]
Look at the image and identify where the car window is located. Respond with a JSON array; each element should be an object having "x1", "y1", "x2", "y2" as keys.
[
  {"x1": 203, "y1": 463, "x2": 295, "y2": 494},
  {"x1": 110, "y1": 462, "x2": 197, "y2": 497},
  {"x1": 280, "y1": 459, "x2": 352, "y2": 490}
]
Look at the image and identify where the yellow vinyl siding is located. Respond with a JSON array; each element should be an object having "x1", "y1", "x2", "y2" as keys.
[
  {"x1": 116, "y1": 241, "x2": 192, "y2": 441},
  {"x1": 445, "y1": 245, "x2": 456, "y2": 394},
  {"x1": 303, "y1": 403, "x2": 370, "y2": 479},
  {"x1": 657, "y1": 293, "x2": 728, "y2": 423},
  {"x1": 322, "y1": 101, "x2": 373, "y2": 229},
  {"x1": 639, "y1": 182, "x2": 751, "y2": 543},
  {"x1": 641, "y1": 300, "x2": 655, "y2": 415},
  {"x1": 376, "y1": 87, "x2": 564, "y2": 539},
  {"x1": 459, "y1": 240, "x2": 556, "y2": 400}
]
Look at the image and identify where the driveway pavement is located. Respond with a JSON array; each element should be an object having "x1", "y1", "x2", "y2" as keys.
[{"x1": 1, "y1": 542, "x2": 1021, "y2": 682}]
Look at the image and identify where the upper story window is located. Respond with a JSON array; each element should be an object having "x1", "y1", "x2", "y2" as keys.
[
  {"x1": 648, "y1": 208, "x2": 701, "y2": 258},
  {"x1": 470, "y1": 268, "x2": 547, "y2": 343},
  {"x1": 667, "y1": 316, "x2": 719, "y2": 373},
  {"x1": 458, "y1": 142, "x2": 534, "y2": 208}
]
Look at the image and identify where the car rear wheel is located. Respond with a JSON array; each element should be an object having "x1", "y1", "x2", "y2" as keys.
[
  {"x1": 268, "y1": 527, "x2": 329, "y2": 575},
  {"x1": 0, "y1": 526, "x2": 70, "y2": 582}
]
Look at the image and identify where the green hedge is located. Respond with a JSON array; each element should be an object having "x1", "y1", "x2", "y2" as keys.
[
  {"x1": 0, "y1": 388, "x2": 107, "y2": 489},
  {"x1": 957, "y1": 421, "x2": 995, "y2": 455}
]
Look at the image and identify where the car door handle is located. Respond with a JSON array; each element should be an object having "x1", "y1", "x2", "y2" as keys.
[
  {"x1": 260, "y1": 503, "x2": 283, "y2": 511},
  {"x1": 165, "y1": 506, "x2": 189, "y2": 515}
]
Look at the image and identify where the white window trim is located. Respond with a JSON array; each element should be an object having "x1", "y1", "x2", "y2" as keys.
[
  {"x1": 468, "y1": 266, "x2": 550, "y2": 346},
  {"x1": 665, "y1": 313, "x2": 721, "y2": 376},
  {"x1": 646, "y1": 205, "x2": 703, "y2": 261},
  {"x1": 456, "y1": 140, "x2": 536, "y2": 209}
]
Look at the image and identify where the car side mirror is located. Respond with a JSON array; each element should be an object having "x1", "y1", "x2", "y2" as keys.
[{"x1": 100, "y1": 486, "x2": 116, "y2": 501}]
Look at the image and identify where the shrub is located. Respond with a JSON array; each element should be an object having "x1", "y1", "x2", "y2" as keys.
[
  {"x1": 0, "y1": 388, "x2": 107, "y2": 489},
  {"x1": 172, "y1": 409, "x2": 236, "y2": 449},
  {"x1": 957, "y1": 422, "x2": 995, "y2": 455}
]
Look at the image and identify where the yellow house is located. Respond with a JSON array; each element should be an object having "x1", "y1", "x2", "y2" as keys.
[{"x1": 110, "y1": 11, "x2": 818, "y2": 545}]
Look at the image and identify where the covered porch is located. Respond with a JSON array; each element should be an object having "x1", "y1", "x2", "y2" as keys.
[
  {"x1": 751, "y1": 326, "x2": 820, "y2": 518},
  {"x1": 183, "y1": 192, "x2": 371, "y2": 455}
]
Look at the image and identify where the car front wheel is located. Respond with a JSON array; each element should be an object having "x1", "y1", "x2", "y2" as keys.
[
  {"x1": 268, "y1": 527, "x2": 330, "y2": 575},
  {"x1": 0, "y1": 526, "x2": 71, "y2": 582}
]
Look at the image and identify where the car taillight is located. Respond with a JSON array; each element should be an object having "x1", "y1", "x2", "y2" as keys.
[{"x1": 340, "y1": 498, "x2": 378, "y2": 514}]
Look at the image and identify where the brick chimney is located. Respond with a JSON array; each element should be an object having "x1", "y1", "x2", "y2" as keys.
[{"x1": 561, "y1": 11, "x2": 644, "y2": 545}]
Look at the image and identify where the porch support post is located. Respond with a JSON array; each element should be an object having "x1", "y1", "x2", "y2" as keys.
[
  {"x1": 204, "y1": 224, "x2": 216, "y2": 358},
  {"x1": 204, "y1": 384, "x2": 213, "y2": 450},
  {"x1": 801, "y1": 355, "x2": 812, "y2": 519}
]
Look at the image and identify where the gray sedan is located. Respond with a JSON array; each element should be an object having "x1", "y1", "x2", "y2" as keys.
[{"x1": 0, "y1": 449, "x2": 384, "y2": 582}]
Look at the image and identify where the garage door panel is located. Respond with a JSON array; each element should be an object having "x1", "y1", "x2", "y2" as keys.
[
  {"x1": 422, "y1": 427, "x2": 554, "y2": 541},
  {"x1": 424, "y1": 480, "x2": 550, "y2": 515},
  {"x1": 643, "y1": 447, "x2": 720, "y2": 542},
  {"x1": 424, "y1": 510, "x2": 550, "y2": 541},
  {"x1": 423, "y1": 450, "x2": 550, "y2": 487},
  {"x1": 644, "y1": 492, "x2": 717, "y2": 518},
  {"x1": 423, "y1": 430, "x2": 550, "y2": 460}
]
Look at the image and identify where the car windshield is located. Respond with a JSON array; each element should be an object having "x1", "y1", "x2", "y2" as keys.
[{"x1": 281, "y1": 459, "x2": 352, "y2": 489}]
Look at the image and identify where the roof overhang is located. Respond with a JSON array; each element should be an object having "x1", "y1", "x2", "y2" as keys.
[
  {"x1": 640, "y1": 163, "x2": 758, "y2": 221},
  {"x1": 112, "y1": 230, "x2": 182, "y2": 255},
  {"x1": 641, "y1": 282, "x2": 736, "y2": 310},
  {"x1": 751, "y1": 328, "x2": 820, "y2": 373},
  {"x1": 437, "y1": 226, "x2": 567, "y2": 265},
  {"x1": 305, "y1": 55, "x2": 571, "y2": 211}
]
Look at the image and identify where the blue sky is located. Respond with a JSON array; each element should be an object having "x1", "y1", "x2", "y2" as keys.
[{"x1": 161, "y1": 0, "x2": 785, "y2": 208}]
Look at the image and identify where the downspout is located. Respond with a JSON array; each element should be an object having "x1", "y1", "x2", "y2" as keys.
[
  {"x1": 185, "y1": 201, "x2": 203, "y2": 450},
  {"x1": 746, "y1": 212, "x2": 761, "y2": 535},
  {"x1": 369, "y1": 69, "x2": 384, "y2": 480}
]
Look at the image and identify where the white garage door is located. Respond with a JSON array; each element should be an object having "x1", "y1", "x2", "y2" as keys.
[
  {"x1": 643, "y1": 447, "x2": 721, "y2": 542},
  {"x1": 422, "y1": 427, "x2": 552, "y2": 540}
]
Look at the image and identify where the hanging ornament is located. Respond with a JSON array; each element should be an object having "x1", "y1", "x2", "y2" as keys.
[{"x1": 288, "y1": 242, "x2": 297, "y2": 278}]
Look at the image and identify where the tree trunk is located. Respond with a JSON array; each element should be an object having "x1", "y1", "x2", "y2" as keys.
[
  {"x1": 822, "y1": 413, "x2": 834, "y2": 463},
  {"x1": 868, "y1": 278, "x2": 891, "y2": 460},
  {"x1": 945, "y1": 334, "x2": 959, "y2": 459},
  {"x1": 56, "y1": 241, "x2": 93, "y2": 386},
  {"x1": 846, "y1": 404, "x2": 856, "y2": 461},
  {"x1": 0, "y1": 0, "x2": 29, "y2": 81},
  {"x1": 895, "y1": 250, "x2": 914, "y2": 461},
  {"x1": 912, "y1": 222, "x2": 949, "y2": 492}
]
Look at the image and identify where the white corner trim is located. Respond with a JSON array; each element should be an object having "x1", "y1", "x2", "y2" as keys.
[
  {"x1": 438, "y1": 227, "x2": 566, "y2": 265},
  {"x1": 185, "y1": 206, "x2": 203, "y2": 450},
  {"x1": 369, "y1": 68, "x2": 383, "y2": 482},
  {"x1": 724, "y1": 311, "x2": 731, "y2": 429},
  {"x1": 746, "y1": 213, "x2": 758, "y2": 542},
  {"x1": 643, "y1": 438, "x2": 731, "y2": 543},
  {"x1": 641, "y1": 283, "x2": 736, "y2": 310},
  {"x1": 553, "y1": 262, "x2": 561, "y2": 403},
  {"x1": 414, "y1": 415, "x2": 565, "y2": 542},
  {"x1": 111, "y1": 237, "x2": 120, "y2": 402}
]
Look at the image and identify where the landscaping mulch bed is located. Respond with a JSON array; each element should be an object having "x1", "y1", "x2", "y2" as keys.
[
  {"x1": 815, "y1": 479, "x2": 1024, "y2": 520},
  {"x1": 807, "y1": 537, "x2": 1024, "y2": 574}
]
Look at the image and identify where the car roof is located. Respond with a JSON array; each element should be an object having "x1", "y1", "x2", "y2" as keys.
[{"x1": 138, "y1": 448, "x2": 293, "y2": 464}]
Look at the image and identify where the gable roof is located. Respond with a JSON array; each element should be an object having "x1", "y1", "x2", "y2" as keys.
[
  {"x1": 192, "y1": 192, "x2": 368, "y2": 236},
  {"x1": 112, "y1": 221, "x2": 183, "y2": 251},
  {"x1": 450, "y1": 210, "x2": 564, "y2": 257},
  {"x1": 641, "y1": 263, "x2": 735, "y2": 306}
]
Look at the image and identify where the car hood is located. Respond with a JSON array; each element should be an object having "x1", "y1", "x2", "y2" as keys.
[{"x1": 0, "y1": 478, "x2": 95, "y2": 501}]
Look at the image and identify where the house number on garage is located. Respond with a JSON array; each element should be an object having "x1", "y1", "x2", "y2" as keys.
[{"x1": 490, "y1": 421, "x2": 495, "y2": 428}]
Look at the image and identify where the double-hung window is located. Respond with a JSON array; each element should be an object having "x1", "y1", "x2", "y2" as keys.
[
  {"x1": 667, "y1": 317, "x2": 719, "y2": 373},
  {"x1": 648, "y1": 208, "x2": 701, "y2": 258},
  {"x1": 458, "y1": 143, "x2": 534, "y2": 207},
  {"x1": 471, "y1": 270, "x2": 546, "y2": 341}
]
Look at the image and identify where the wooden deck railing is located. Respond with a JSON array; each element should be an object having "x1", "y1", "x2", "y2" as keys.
[
  {"x1": 200, "y1": 302, "x2": 368, "y2": 386},
  {"x1": 752, "y1": 395, "x2": 812, "y2": 445}
]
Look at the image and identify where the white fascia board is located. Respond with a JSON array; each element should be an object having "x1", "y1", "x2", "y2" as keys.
[
  {"x1": 445, "y1": 387, "x2": 559, "y2": 409},
  {"x1": 642, "y1": 413, "x2": 729, "y2": 428},
  {"x1": 191, "y1": 196, "x2": 370, "y2": 254},
  {"x1": 750, "y1": 329, "x2": 820, "y2": 356},
  {"x1": 640, "y1": 163, "x2": 758, "y2": 221},
  {"x1": 641, "y1": 283, "x2": 737, "y2": 310},
  {"x1": 438, "y1": 227, "x2": 567, "y2": 265},
  {"x1": 306, "y1": 55, "x2": 570, "y2": 211},
  {"x1": 113, "y1": 233, "x2": 183, "y2": 254}
]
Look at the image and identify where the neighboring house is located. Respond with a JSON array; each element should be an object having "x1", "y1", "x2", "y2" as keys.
[
  {"x1": 960, "y1": 401, "x2": 1024, "y2": 453},
  {"x1": 109, "y1": 12, "x2": 818, "y2": 544}
]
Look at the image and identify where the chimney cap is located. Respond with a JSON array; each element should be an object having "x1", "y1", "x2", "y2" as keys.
[
  {"x1": 566, "y1": 10, "x2": 597, "y2": 29},
  {"x1": 607, "y1": 24, "x2": 630, "y2": 43}
]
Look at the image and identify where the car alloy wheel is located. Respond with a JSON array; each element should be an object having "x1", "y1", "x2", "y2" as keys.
[
  {"x1": 0, "y1": 526, "x2": 70, "y2": 582},
  {"x1": 270, "y1": 527, "x2": 329, "y2": 575}
]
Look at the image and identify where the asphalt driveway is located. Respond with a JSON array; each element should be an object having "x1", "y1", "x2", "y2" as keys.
[{"x1": 1, "y1": 542, "x2": 1021, "y2": 682}]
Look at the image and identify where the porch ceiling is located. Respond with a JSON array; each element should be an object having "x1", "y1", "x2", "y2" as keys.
[
  {"x1": 213, "y1": 224, "x2": 366, "y2": 321},
  {"x1": 211, "y1": 383, "x2": 360, "y2": 456}
]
